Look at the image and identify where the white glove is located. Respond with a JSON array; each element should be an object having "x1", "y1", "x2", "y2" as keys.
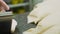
[{"x1": 27, "y1": 0, "x2": 60, "y2": 24}]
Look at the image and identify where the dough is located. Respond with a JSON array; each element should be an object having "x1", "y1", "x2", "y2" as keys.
[
  {"x1": 27, "y1": 0, "x2": 60, "y2": 24},
  {"x1": 23, "y1": 12, "x2": 60, "y2": 34}
]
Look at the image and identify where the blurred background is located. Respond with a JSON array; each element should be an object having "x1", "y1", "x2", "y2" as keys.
[{"x1": 3, "y1": 0, "x2": 43, "y2": 14}]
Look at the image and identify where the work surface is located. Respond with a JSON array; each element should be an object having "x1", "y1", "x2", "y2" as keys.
[{"x1": 13, "y1": 12, "x2": 36, "y2": 34}]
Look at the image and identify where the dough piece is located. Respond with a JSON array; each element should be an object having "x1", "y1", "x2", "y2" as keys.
[
  {"x1": 27, "y1": 0, "x2": 60, "y2": 24},
  {"x1": 23, "y1": 12, "x2": 60, "y2": 34},
  {"x1": 37, "y1": 12, "x2": 60, "y2": 34}
]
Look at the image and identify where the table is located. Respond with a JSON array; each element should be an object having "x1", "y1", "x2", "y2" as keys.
[{"x1": 13, "y1": 12, "x2": 36, "y2": 34}]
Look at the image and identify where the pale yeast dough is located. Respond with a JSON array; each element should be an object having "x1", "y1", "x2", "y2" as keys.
[
  {"x1": 23, "y1": 0, "x2": 60, "y2": 34},
  {"x1": 27, "y1": 0, "x2": 60, "y2": 24}
]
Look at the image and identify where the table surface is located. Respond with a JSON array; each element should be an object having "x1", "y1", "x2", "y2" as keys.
[{"x1": 13, "y1": 12, "x2": 36, "y2": 34}]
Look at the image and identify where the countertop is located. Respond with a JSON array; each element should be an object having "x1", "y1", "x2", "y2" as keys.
[{"x1": 13, "y1": 12, "x2": 36, "y2": 34}]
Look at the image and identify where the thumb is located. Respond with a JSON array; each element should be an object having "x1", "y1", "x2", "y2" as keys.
[{"x1": 0, "y1": 0, "x2": 10, "y2": 10}]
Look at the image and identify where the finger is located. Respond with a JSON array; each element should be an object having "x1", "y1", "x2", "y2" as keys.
[
  {"x1": 0, "y1": 0, "x2": 10, "y2": 10},
  {"x1": 0, "y1": 6, "x2": 5, "y2": 12},
  {"x1": 0, "y1": 6, "x2": 4, "y2": 11}
]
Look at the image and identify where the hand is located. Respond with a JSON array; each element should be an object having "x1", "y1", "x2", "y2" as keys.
[{"x1": 0, "y1": 0, "x2": 9, "y2": 11}]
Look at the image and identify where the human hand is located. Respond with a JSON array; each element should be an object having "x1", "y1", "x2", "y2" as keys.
[{"x1": 0, "y1": 0, "x2": 9, "y2": 11}]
